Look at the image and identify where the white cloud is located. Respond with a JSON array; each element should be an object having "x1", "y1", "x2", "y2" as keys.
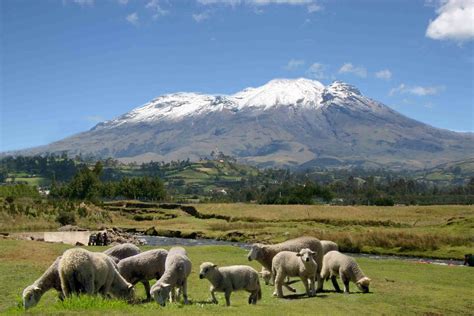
[
  {"x1": 338, "y1": 63, "x2": 367, "y2": 78},
  {"x1": 193, "y1": 11, "x2": 211, "y2": 22},
  {"x1": 306, "y1": 63, "x2": 326, "y2": 79},
  {"x1": 71, "y1": 0, "x2": 94, "y2": 6},
  {"x1": 197, "y1": 0, "x2": 321, "y2": 12},
  {"x1": 307, "y1": 3, "x2": 321, "y2": 12},
  {"x1": 375, "y1": 69, "x2": 392, "y2": 80},
  {"x1": 389, "y1": 83, "x2": 445, "y2": 96},
  {"x1": 126, "y1": 12, "x2": 139, "y2": 25},
  {"x1": 284, "y1": 59, "x2": 305, "y2": 70},
  {"x1": 426, "y1": 0, "x2": 474, "y2": 42},
  {"x1": 146, "y1": 0, "x2": 169, "y2": 19}
]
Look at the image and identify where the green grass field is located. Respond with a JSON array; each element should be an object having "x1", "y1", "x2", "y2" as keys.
[{"x1": 0, "y1": 239, "x2": 472, "y2": 315}]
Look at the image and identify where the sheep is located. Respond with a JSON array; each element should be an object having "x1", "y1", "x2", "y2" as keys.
[
  {"x1": 271, "y1": 249, "x2": 318, "y2": 298},
  {"x1": 22, "y1": 257, "x2": 63, "y2": 309},
  {"x1": 320, "y1": 250, "x2": 371, "y2": 294},
  {"x1": 247, "y1": 236, "x2": 324, "y2": 291},
  {"x1": 117, "y1": 249, "x2": 168, "y2": 301},
  {"x1": 199, "y1": 262, "x2": 261, "y2": 306},
  {"x1": 103, "y1": 243, "x2": 141, "y2": 263},
  {"x1": 58, "y1": 248, "x2": 134, "y2": 300},
  {"x1": 150, "y1": 247, "x2": 191, "y2": 306},
  {"x1": 260, "y1": 267, "x2": 272, "y2": 285},
  {"x1": 321, "y1": 240, "x2": 339, "y2": 255}
]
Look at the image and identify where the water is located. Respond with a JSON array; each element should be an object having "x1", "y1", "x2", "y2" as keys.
[{"x1": 138, "y1": 235, "x2": 466, "y2": 266}]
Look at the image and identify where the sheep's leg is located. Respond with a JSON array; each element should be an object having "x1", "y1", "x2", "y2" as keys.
[
  {"x1": 182, "y1": 279, "x2": 189, "y2": 305},
  {"x1": 248, "y1": 290, "x2": 257, "y2": 305},
  {"x1": 169, "y1": 287, "x2": 176, "y2": 303},
  {"x1": 341, "y1": 274, "x2": 350, "y2": 294},
  {"x1": 142, "y1": 280, "x2": 151, "y2": 301},
  {"x1": 283, "y1": 283, "x2": 296, "y2": 293},
  {"x1": 316, "y1": 272, "x2": 323, "y2": 293},
  {"x1": 309, "y1": 275, "x2": 316, "y2": 296},
  {"x1": 301, "y1": 277, "x2": 310, "y2": 297},
  {"x1": 331, "y1": 276, "x2": 342, "y2": 293},
  {"x1": 224, "y1": 290, "x2": 231, "y2": 306},
  {"x1": 273, "y1": 272, "x2": 285, "y2": 298},
  {"x1": 210, "y1": 286, "x2": 218, "y2": 304}
]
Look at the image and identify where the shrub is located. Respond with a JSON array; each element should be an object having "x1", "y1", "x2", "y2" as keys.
[{"x1": 56, "y1": 210, "x2": 76, "y2": 226}]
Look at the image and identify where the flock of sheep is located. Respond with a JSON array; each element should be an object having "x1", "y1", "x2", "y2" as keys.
[{"x1": 22, "y1": 236, "x2": 371, "y2": 309}]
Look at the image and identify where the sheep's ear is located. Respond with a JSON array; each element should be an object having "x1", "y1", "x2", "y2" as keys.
[
  {"x1": 161, "y1": 283, "x2": 171, "y2": 289},
  {"x1": 212, "y1": 264, "x2": 217, "y2": 268},
  {"x1": 296, "y1": 253, "x2": 302, "y2": 257},
  {"x1": 33, "y1": 286, "x2": 41, "y2": 291},
  {"x1": 128, "y1": 284, "x2": 134, "y2": 290}
]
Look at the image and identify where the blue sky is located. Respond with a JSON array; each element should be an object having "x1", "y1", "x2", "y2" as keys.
[{"x1": 1, "y1": 0, "x2": 473, "y2": 151}]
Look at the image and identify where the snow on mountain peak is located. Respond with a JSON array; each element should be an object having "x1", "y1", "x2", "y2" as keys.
[
  {"x1": 232, "y1": 78, "x2": 325, "y2": 109},
  {"x1": 97, "y1": 78, "x2": 369, "y2": 128}
]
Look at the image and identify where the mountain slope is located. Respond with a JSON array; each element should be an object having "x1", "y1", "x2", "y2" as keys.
[{"x1": 12, "y1": 78, "x2": 474, "y2": 170}]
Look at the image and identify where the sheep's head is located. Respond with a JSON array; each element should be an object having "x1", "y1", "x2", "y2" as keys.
[
  {"x1": 199, "y1": 262, "x2": 217, "y2": 279},
  {"x1": 259, "y1": 268, "x2": 272, "y2": 285},
  {"x1": 247, "y1": 244, "x2": 264, "y2": 261},
  {"x1": 151, "y1": 282, "x2": 172, "y2": 306},
  {"x1": 296, "y1": 248, "x2": 317, "y2": 264},
  {"x1": 22, "y1": 285, "x2": 42, "y2": 309},
  {"x1": 356, "y1": 277, "x2": 371, "y2": 293},
  {"x1": 113, "y1": 282, "x2": 134, "y2": 301}
]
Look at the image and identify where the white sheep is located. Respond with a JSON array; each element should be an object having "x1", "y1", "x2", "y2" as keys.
[
  {"x1": 199, "y1": 262, "x2": 261, "y2": 306},
  {"x1": 103, "y1": 243, "x2": 141, "y2": 263},
  {"x1": 271, "y1": 249, "x2": 318, "y2": 298},
  {"x1": 247, "y1": 236, "x2": 324, "y2": 291},
  {"x1": 150, "y1": 247, "x2": 191, "y2": 306},
  {"x1": 117, "y1": 249, "x2": 168, "y2": 301},
  {"x1": 22, "y1": 256, "x2": 63, "y2": 309},
  {"x1": 260, "y1": 267, "x2": 272, "y2": 285},
  {"x1": 320, "y1": 250, "x2": 371, "y2": 294},
  {"x1": 58, "y1": 248, "x2": 134, "y2": 300},
  {"x1": 321, "y1": 240, "x2": 339, "y2": 255}
]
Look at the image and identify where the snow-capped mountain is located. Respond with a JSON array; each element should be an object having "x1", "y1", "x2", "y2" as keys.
[{"x1": 12, "y1": 78, "x2": 474, "y2": 169}]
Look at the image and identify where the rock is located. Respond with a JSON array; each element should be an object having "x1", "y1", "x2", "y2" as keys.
[{"x1": 75, "y1": 241, "x2": 85, "y2": 246}]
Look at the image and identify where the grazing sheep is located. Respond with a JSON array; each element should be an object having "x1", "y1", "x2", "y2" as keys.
[
  {"x1": 321, "y1": 250, "x2": 371, "y2": 294},
  {"x1": 117, "y1": 249, "x2": 168, "y2": 301},
  {"x1": 260, "y1": 267, "x2": 272, "y2": 285},
  {"x1": 103, "y1": 243, "x2": 141, "y2": 263},
  {"x1": 321, "y1": 240, "x2": 339, "y2": 255},
  {"x1": 248, "y1": 236, "x2": 324, "y2": 291},
  {"x1": 199, "y1": 262, "x2": 261, "y2": 306},
  {"x1": 23, "y1": 257, "x2": 63, "y2": 309},
  {"x1": 58, "y1": 248, "x2": 134, "y2": 300},
  {"x1": 150, "y1": 247, "x2": 191, "y2": 306},
  {"x1": 271, "y1": 249, "x2": 318, "y2": 298}
]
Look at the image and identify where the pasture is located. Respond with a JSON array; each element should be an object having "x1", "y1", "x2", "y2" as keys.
[{"x1": 0, "y1": 239, "x2": 472, "y2": 315}]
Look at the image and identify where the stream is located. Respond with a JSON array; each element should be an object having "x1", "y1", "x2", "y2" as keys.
[{"x1": 138, "y1": 235, "x2": 466, "y2": 267}]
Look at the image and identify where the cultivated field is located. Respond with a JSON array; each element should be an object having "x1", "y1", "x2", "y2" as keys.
[{"x1": 0, "y1": 239, "x2": 472, "y2": 315}]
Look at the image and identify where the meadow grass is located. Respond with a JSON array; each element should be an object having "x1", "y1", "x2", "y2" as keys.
[{"x1": 0, "y1": 239, "x2": 472, "y2": 315}]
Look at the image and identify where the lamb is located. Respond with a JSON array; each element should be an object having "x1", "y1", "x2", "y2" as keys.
[
  {"x1": 103, "y1": 243, "x2": 141, "y2": 263},
  {"x1": 117, "y1": 249, "x2": 168, "y2": 301},
  {"x1": 199, "y1": 262, "x2": 262, "y2": 306},
  {"x1": 320, "y1": 250, "x2": 371, "y2": 294},
  {"x1": 321, "y1": 240, "x2": 339, "y2": 255},
  {"x1": 58, "y1": 248, "x2": 134, "y2": 300},
  {"x1": 150, "y1": 247, "x2": 191, "y2": 306},
  {"x1": 271, "y1": 249, "x2": 318, "y2": 298},
  {"x1": 247, "y1": 236, "x2": 324, "y2": 291},
  {"x1": 23, "y1": 257, "x2": 63, "y2": 309},
  {"x1": 260, "y1": 267, "x2": 272, "y2": 285}
]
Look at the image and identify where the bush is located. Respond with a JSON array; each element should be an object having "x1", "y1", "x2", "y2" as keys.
[{"x1": 56, "y1": 210, "x2": 76, "y2": 226}]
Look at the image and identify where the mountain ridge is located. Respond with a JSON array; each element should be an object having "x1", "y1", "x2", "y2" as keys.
[{"x1": 6, "y1": 78, "x2": 474, "y2": 170}]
